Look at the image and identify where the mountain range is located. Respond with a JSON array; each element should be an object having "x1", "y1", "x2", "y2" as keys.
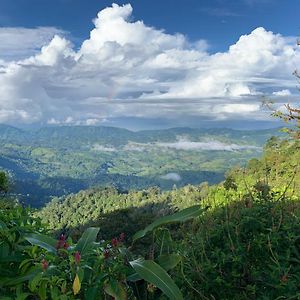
[{"x1": 0, "y1": 124, "x2": 282, "y2": 207}]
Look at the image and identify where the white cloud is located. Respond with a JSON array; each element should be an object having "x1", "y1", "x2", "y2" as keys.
[
  {"x1": 273, "y1": 89, "x2": 292, "y2": 96},
  {"x1": 0, "y1": 27, "x2": 67, "y2": 61},
  {"x1": 122, "y1": 138, "x2": 260, "y2": 152},
  {"x1": 123, "y1": 142, "x2": 147, "y2": 152},
  {"x1": 92, "y1": 144, "x2": 116, "y2": 152},
  {"x1": 160, "y1": 173, "x2": 181, "y2": 181},
  {"x1": 156, "y1": 138, "x2": 260, "y2": 152},
  {"x1": 0, "y1": 3, "x2": 299, "y2": 125}
]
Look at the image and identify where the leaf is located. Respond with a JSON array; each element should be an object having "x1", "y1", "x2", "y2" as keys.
[
  {"x1": 0, "y1": 220, "x2": 7, "y2": 229},
  {"x1": 0, "y1": 242, "x2": 10, "y2": 259},
  {"x1": 73, "y1": 274, "x2": 81, "y2": 295},
  {"x1": 24, "y1": 233, "x2": 57, "y2": 254},
  {"x1": 158, "y1": 254, "x2": 182, "y2": 271},
  {"x1": 133, "y1": 205, "x2": 206, "y2": 241},
  {"x1": 104, "y1": 279, "x2": 127, "y2": 300},
  {"x1": 3, "y1": 269, "x2": 40, "y2": 286},
  {"x1": 16, "y1": 293, "x2": 31, "y2": 300},
  {"x1": 28, "y1": 273, "x2": 43, "y2": 292},
  {"x1": 127, "y1": 273, "x2": 142, "y2": 282},
  {"x1": 38, "y1": 281, "x2": 47, "y2": 300},
  {"x1": 85, "y1": 286, "x2": 98, "y2": 300},
  {"x1": 75, "y1": 227, "x2": 99, "y2": 255},
  {"x1": 130, "y1": 258, "x2": 183, "y2": 300}
]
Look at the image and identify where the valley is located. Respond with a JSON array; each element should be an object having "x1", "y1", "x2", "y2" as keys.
[{"x1": 0, "y1": 124, "x2": 282, "y2": 206}]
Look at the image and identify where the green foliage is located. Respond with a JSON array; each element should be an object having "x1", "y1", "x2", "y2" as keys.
[
  {"x1": 2, "y1": 124, "x2": 300, "y2": 299},
  {"x1": 223, "y1": 174, "x2": 237, "y2": 191},
  {"x1": 177, "y1": 194, "x2": 300, "y2": 299},
  {"x1": 1, "y1": 202, "x2": 199, "y2": 299},
  {"x1": 0, "y1": 171, "x2": 9, "y2": 193},
  {"x1": 36, "y1": 185, "x2": 211, "y2": 241},
  {"x1": 133, "y1": 205, "x2": 206, "y2": 241},
  {"x1": 130, "y1": 258, "x2": 183, "y2": 300}
]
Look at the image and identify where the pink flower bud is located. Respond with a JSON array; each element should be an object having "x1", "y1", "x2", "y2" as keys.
[
  {"x1": 74, "y1": 251, "x2": 81, "y2": 264},
  {"x1": 41, "y1": 259, "x2": 49, "y2": 271},
  {"x1": 111, "y1": 238, "x2": 118, "y2": 247},
  {"x1": 119, "y1": 233, "x2": 125, "y2": 242}
]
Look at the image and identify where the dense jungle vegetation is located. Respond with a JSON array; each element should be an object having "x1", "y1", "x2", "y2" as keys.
[{"x1": 1, "y1": 108, "x2": 300, "y2": 299}]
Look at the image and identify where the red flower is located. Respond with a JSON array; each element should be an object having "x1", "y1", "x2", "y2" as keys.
[
  {"x1": 111, "y1": 237, "x2": 118, "y2": 247},
  {"x1": 56, "y1": 234, "x2": 69, "y2": 250},
  {"x1": 41, "y1": 259, "x2": 49, "y2": 271},
  {"x1": 103, "y1": 249, "x2": 110, "y2": 259},
  {"x1": 119, "y1": 233, "x2": 125, "y2": 242},
  {"x1": 74, "y1": 251, "x2": 81, "y2": 264}
]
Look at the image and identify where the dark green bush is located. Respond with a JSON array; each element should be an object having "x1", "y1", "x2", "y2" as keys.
[{"x1": 177, "y1": 194, "x2": 300, "y2": 299}]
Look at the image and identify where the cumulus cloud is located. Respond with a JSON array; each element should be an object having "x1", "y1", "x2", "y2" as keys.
[
  {"x1": 0, "y1": 27, "x2": 67, "y2": 61},
  {"x1": 0, "y1": 3, "x2": 299, "y2": 125}
]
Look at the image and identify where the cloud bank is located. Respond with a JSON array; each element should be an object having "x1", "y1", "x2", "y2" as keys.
[
  {"x1": 156, "y1": 139, "x2": 260, "y2": 152},
  {"x1": 0, "y1": 3, "x2": 299, "y2": 125},
  {"x1": 123, "y1": 139, "x2": 260, "y2": 152}
]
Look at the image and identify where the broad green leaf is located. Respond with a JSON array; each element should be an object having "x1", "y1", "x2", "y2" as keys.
[
  {"x1": 16, "y1": 285, "x2": 31, "y2": 300},
  {"x1": 158, "y1": 254, "x2": 182, "y2": 271},
  {"x1": 38, "y1": 280, "x2": 47, "y2": 300},
  {"x1": 104, "y1": 279, "x2": 127, "y2": 300},
  {"x1": 127, "y1": 273, "x2": 142, "y2": 282},
  {"x1": 24, "y1": 233, "x2": 57, "y2": 254},
  {"x1": 73, "y1": 274, "x2": 81, "y2": 295},
  {"x1": 29, "y1": 273, "x2": 43, "y2": 292},
  {"x1": 85, "y1": 286, "x2": 98, "y2": 300},
  {"x1": 3, "y1": 269, "x2": 40, "y2": 286},
  {"x1": 130, "y1": 258, "x2": 183, "y2": 300},
  {"x1": 133, "y1": 205, "x2": 206, "y2": 241},
  {"x1": 16, "y1": 293, "x2": 31, "y2": 300},
  {"x1": 75, "y1": 227, "x2": 99, "y2": 255}
]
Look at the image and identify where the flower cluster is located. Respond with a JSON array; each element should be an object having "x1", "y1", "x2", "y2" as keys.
[
  {"x1": 103, "y1": 233, "x2": 125, "y2": 259},
  {"x1": 56, "y1": 234, "x2": 69, "y2": 250}
]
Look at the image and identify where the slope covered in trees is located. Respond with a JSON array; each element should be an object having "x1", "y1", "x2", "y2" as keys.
[{"x1": 2, "y1": 123, "x2": 300, "y2": 298}]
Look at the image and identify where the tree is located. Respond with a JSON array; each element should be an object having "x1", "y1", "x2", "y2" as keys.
[
  {"x1": 0, "y1": 171, "x2": 9, "y2": 194},
  {"x1": 263, "y1": 70, "x2": 300, "y2": 139}
]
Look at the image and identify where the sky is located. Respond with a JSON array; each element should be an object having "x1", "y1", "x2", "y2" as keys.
[{"x1": 0, "y1": 0, "x2": 299, "y2": 130}]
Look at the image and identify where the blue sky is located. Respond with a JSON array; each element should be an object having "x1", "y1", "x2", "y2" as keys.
[
  {"x1": 0, "y1": 0, "x2": 299, "y2": 129},
  {"x1": 1, "y1": 0, "x2": 299, "y2": 52}
]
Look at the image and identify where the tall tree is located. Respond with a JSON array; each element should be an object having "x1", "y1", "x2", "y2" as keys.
[{"x1": 0, "y1": 171, "x2": 9, "y2": 194}]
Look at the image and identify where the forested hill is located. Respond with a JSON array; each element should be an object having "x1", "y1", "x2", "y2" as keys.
[
  {"x1": 38, "y1": 135, "x2": 300, "y2": 239},
  {"x1": 0, "y1": 124, "x2": 282, "y2": 146},
  {"x1": 3, "y1": 129, "x2": 300, "y2": 299},
  {"x1": 0, "y1": 124, "x2": 283, "y2": 206}
]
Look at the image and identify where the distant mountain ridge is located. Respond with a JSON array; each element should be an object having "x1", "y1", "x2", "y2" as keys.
[{"x1": 0, "y1": 124, "x2": 283, "y2": 147}]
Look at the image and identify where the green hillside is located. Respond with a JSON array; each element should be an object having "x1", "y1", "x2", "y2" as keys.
[
  {"x1": 2, "y1": 127, "x2": 300, "y2": 299},
  {"x1": 0, "y1": 125, "x2": 281, "y2": 206}
]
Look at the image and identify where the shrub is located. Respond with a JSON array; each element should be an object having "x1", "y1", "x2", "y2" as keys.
[{"x1": 177, "y1": 192, "x2": 300, "y2": 299}]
